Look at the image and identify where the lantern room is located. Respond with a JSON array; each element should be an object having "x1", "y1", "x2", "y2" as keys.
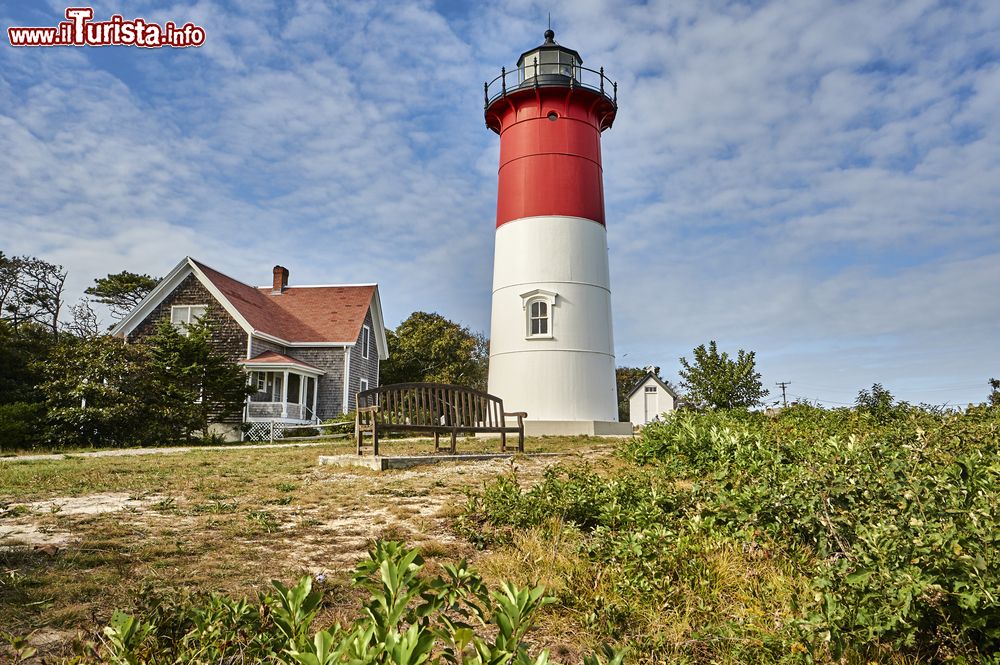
[
  {"x1": 484, "y1": 29, "x2": 618, "y2": 136},
  {"x1": 517, "y1": 29, "x2": 582, "y2": 82}
]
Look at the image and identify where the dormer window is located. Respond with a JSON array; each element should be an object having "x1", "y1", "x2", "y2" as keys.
[{"x1": 521, "y1": 289, "x2": 557, "y2": 339}]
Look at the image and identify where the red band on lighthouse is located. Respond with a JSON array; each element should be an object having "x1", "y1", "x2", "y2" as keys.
[{"x1": 487, "y1": 87, "x2": 615, "y2": 228}]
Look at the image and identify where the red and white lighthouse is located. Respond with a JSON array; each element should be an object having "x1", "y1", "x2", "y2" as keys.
[{"x1": 484, "y1": 29, "x2": 629, "y2": 435}]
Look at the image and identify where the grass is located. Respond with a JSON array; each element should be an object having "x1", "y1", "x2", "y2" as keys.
[{"x1": 0, "y1": 435, "x2": 612, "y2": 660}]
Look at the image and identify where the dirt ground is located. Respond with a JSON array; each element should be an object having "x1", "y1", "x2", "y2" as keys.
[{"x1": 0, "y1": 436, "x2": 618, "y2": 660}]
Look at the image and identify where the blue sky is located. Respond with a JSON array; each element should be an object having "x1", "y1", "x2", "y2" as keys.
[{"x1": 1, "y1": 0, "x2": 998, "y2": 407}]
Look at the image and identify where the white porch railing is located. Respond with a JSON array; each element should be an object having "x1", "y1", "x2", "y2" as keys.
[{"x1": 246, "y1": 402, "x2": 312, "y2": 421}]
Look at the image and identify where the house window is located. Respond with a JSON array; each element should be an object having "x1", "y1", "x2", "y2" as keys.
[
  {"x1": 170, "y1": 304, "x2": 207, "y2": 333},
  {"x1": 255, "y1": 372, "x2": 266, "y2": 391},
  {"x1": 528, "y1": 299, "x2": 549, "y2": 337},
  {"x1": 645, "y1": 386, "x2": 657, "y2": 393},
  {"x1": 360, "y1": 378, "x2": 369, "y2": 393},
  {"x1": 362, "y1": 325, "x2": 370, "y2": 359}
]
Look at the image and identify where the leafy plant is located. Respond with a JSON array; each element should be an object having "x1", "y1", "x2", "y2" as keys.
[
  {"x1": 83, "y1": 542, "x2": 620, "y2": 664},
  {"x1": 1, "y1": 631, "x2": 37, "y2": 663},
  {"x1": 271, "y1": 575, "x2": 323, "y2": 650},
  {"x1": 102, "y1": 610, "x2": 154, "y2": 665}
]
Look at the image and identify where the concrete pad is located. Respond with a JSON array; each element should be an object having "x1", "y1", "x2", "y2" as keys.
[
  {"x1": 521, "y1": 420, "x2": 634, "y2": 436},
  {"x1": 318, "y1": 452, "x2": 563, "y2": 471}
]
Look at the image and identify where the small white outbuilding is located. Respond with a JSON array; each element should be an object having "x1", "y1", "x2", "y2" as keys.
[{"x1": 628, "y1": 371, "x2": 679, "y2": 426}]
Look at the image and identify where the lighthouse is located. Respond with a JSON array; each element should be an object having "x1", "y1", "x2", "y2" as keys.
[{"x1": 484, "y1": 29, "x2": 630, "y2": 435}]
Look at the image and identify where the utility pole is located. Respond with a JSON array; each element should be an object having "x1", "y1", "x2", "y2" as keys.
[{"x1": 775, "y1": 381, "x2": 791, "y2": 407}]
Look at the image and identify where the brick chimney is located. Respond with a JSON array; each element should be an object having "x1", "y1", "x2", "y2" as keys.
[{"x1": 272, "y1": 265, "x2": 289, "y2": 294}]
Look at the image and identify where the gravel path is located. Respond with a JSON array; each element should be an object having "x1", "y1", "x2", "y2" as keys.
[{"x1": 0, "y1": 441, "x2": 337, "y2": 464}]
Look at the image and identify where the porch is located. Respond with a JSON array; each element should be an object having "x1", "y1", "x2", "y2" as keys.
[{"x1": 240, "y1": 352, "x2": 325, "y2": 424}]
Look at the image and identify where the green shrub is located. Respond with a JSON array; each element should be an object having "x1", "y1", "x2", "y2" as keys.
[
  {"x1": 74, "y1": 541, "x2": 621, "y2": 664},
  {"x1": 0, "y1": 401, "x2": 44, "y2": 450},
  {"x1": 465, "y1": 405, "x2": 1000, "y2": 661}
]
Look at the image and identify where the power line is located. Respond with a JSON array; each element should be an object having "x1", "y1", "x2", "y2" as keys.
[
  {"x1": 792, "y1": 394, "x2": 969, "y2": 409},
  {"x1": 792, "y1": 394, "x2": 854, "y2": 406}
]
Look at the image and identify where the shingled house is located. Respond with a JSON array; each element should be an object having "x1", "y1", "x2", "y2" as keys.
[{"x1": 111, "y1": 257, "x2": 388, "y2": 439}]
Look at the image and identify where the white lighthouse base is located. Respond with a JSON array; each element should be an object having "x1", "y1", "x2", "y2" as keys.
[
  {"x1": 477, "y1": 418, "x2": 633, "y2": 440},
  {"x1": 489, "y1": 216, "x2": 621, "y2": 423},
  {"x1": 521, "y1": 419, "x2": 633, "y2": 437}
]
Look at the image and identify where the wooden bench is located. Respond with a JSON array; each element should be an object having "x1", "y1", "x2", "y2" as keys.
[{"x1": 355, "y1": 383, "x2": 526, "y2": 457}]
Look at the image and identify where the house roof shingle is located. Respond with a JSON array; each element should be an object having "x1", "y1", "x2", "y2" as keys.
[
  {"x1": 192, "y1": 259, "x2": 375, "y2": 344},
  {"x1": 240, "y1": 351, "x2": 323, "y2": 371}
]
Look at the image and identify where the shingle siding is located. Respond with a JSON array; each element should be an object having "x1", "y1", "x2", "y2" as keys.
[
  {"x1": 286, "y1": 347, "x2": 347, "y2": 419},
  {"x1": 249, "y1": 337, "x2": 285, "y2": 357},
  {"x1": 346, "y1": 309, "x2": 380, "y2": 411},
  {"x1": 126, "y1": 274, "x2": 248, "y2": 424}
]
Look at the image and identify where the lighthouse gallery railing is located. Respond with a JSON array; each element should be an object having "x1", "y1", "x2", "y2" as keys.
[{"x1": 484, "y1": 61, "x2": 618, "y2": 109}]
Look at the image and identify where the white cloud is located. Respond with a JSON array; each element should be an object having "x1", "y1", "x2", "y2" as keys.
[{"x1": 1, "y1": 0, "x2": 997, "y2": 406}]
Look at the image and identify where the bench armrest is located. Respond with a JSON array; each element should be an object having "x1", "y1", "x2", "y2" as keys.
[
  {"x1": 504, "y1": 411, "x2": 527, "y2": 431},
  {"x1": 357, "y1": 405, "x2": 379, "y2": 413}
]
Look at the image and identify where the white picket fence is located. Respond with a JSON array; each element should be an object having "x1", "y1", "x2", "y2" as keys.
[{"x1": 243, "y1": 420, "x2": 352, "y2": 443}]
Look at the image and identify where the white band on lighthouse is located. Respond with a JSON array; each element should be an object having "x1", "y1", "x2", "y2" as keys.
[{"x1": 488, "y1": 215, "x2": 619, "y2": 423}]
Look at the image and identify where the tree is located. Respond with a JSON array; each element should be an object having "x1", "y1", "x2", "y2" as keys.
[
  {"x1": 85, "y1": 270, "x2": 160, "y2": 321},
  {"x1": 0, "y1": 319, "x2": 54, "y2": 405},
  {"x1": 856, "y1": 383, "x2": 895, "y2": 413},
  {"x1": 38, "y1": 335, "x2": 152, "y2": 448},
  {"x1": 144, "y1": 317, "x2": 253, "y2": 440},
  {"x1": 0, "y1": 252, "x2": 67, "y2": 336},
  {"x1": 0, "y1": 252, "x2": 17, "y2": 319},
  {"x1": 38, "y1": 315, "x2": 251, "y2": 447},
  {"x1": 381, "y1": 312, "x2": 489, "y2": 390},
  {"x1": 988, "y1": 378, "x2": 999, "y2": 407},
  {"x1": 63, "y1": 298, "x2": 102, "y2": 338},
  {"x1": 856, "y1": 383, "x2": 908, "y2": 423},
  {"x1": 616, "y1": 366, "x2": 653, "y2": 422},
  {"x1": 678, "y1": 341, "x2": 768, "y2": 409},
  {"x1": 0, "y1": 319, "x2": 54, "y2": 449}
]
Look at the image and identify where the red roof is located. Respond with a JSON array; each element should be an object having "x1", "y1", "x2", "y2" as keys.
[
  {"x1": 192, "y1": 260, "x2": 375, "y2": 344},
  {"x1": 240, "y1": 351, "x2": 323, "y2": 371}
]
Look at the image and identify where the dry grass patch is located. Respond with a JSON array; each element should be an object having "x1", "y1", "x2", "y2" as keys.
[{"x1": 0, "y1": 435, "x2": 612, "y2": 660}]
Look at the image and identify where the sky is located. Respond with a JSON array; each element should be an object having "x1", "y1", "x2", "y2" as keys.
[{"x1": 1, "y1": 0, "x2": 998, "y2": 408}]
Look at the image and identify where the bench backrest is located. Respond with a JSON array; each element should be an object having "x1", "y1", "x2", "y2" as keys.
[{"x1": 357, "y1": 383, "x2": 506, "y2": 428}]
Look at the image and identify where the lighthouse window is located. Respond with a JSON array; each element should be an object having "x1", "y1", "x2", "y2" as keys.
[
  {"x1": 547, "y1": 112, "x2": 558, "y2": 121},
  {"x1": 529, "y1": 300, "x2": 549, "y2": 336},
  {"x1": 520, "y1": 289, "x2": 557, "y2": 339}
]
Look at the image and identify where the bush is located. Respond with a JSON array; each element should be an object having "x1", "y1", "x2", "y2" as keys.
[
  {"x1": 68, "y1": 541, "x2": 621, "y2": 665},
  {"x1": 465, "y1": 405, "x2": 1000, "y2": 662},
  {"x1": 0, "y1": 401, "x2": 44, "y2": 450}
]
